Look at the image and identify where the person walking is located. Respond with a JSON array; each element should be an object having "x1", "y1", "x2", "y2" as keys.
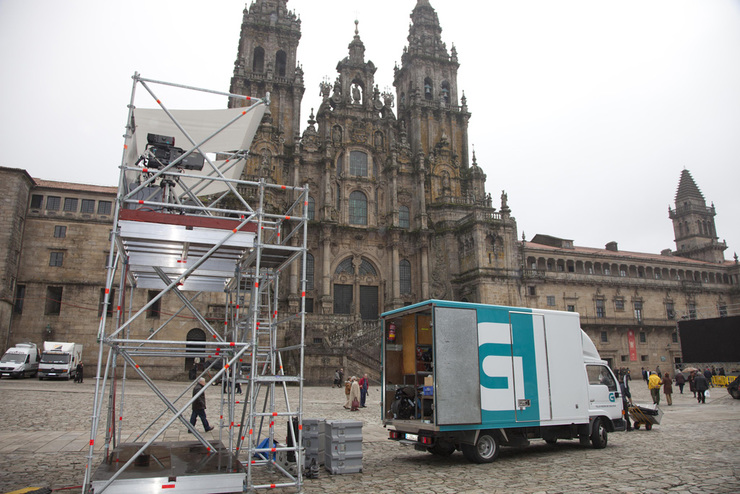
[
  {"x1": 648, "y1": 371, "x2": 662, "y2": 405},
  {"x1": 359, "y1": 373, "x2": 369, "y2": 408},
  {"x1": 189, "y1": 377, "x2": 214, "y2": 433},
  {"x1": 675, "y1": 370, "x2": 686, "y2": 394},
  {"x1": 662, "y1": 372, "x2": 673, "y2": 406},
  {"x1": 704, "y1": 367, "x2": 714, "y2": 388},
  {"x1": 694, "y1": 372, "x2": 709, "y2": 404},
  {"x1": 689, "y1": 371, "x2": 697, "y2": 398},
  {"x1": 619, "y1": 379, "x2": 633, "y2": 431}
]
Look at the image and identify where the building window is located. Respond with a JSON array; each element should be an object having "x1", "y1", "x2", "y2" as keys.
[
  {"x1": 424, "y1": 77, "x2": 433, "y2": 100},
  {"x1": 53, "y1": 226, "x2": 67, "y2": 238},
  {"x1": 719, "y1": 304, "x2": 727, "y2": 317},
  {"x1": 621, "y1": 355, "x2": 628, "y2": 362},
  {"x1": 596, "y1": 299, "x2": 605, "y2": 318},
  {"x1": 634, "y1": 301, "x2": 643, "y2": 322},
  {"x1": 358, "y1": 258, "x2": 377, "y2": 276},
  {"x1": 349, "y1": 151, "x2": 368, "y2": 177},
  {"x1": 81, "y1": 199, "x2": 95, "y2": 213},
  {"x1": 307, "y1": 196, "x2": 315, "y2": 220},
  {"x1": 639, "y1": 331, "x2": 646, "y2": 343},
  {"x1": 640, "y1": 354, "x2": 648, "y2": 362},
  {"x1": 99, "y1": 288, "x2": 116, "y2": 317},
  {"x1": 46, "y1": 196, "x2": 61, "y2": 211},
  {"x1": 615, "y1": 299, "x2": 624, "y2": 311},
  {"x1": 304, "y1": 298, "x2": 314, "y2": 313},
  {"x1": 63, "y1": 198, "x2": 78, "y2": 212},
  {"x1": 97, "y1": 201, "x2": 112, "y2": 215},
  {"x1": 666, "y1": 302, "x2": 675, "y2": 320},
  {"x1": 304, "y1": 253, "x2": 314, "y2": 290},
  {"x1": 400, "y1": 260, "x2": 411, "y2": 295},
  {"x1": 604, "y1": 268, "x2": 611, "y2": 275},
  {"x1": 49, "y1": 252, "x2": 64, "y2": 267},
  {"x1": 45, "y1": 286, "x2": 63, "y2": 315},
  {"x1": 349, "y1": 191, "x2": 367, "y2": 225},
  {"x1": 688, "y1": 303, "x2": 697, "y2": 319},
  {"x1": 252, "y1": 46, "x2": 265, "y2": 73},
  {"x1": 620, "y1": 269, "x2": 627, "y2": 277},
  {"x1": 146, "y1": 290, "x2": 161, "y2": 319},
  {"x1": 399, "y1": 206, "x2": 410, "y2": 229},
  {"x1": 566, "y1": 305, "x2": 575, "y2": 312},
  {"x1": 600, "y1": 331, "x2": 608, "y2": 343},
  {"x1": 13, "y1": 285, "x2": 25, "y2": 314},
  {"x1": 546, "y1": 296, "x2": 555, "y2": 307},
  {"x1": 528, "y1": 286, "x2": 536, "y2": 296},
  {"x1": 30, "y1": 194, "x2": 43, "y2": 209},
  {"x1": 336, "y1": 258, "x2": 354, "y2": 275},
  {"x1": 672, "y1": 332, "x2": 678, "y2": 343}
]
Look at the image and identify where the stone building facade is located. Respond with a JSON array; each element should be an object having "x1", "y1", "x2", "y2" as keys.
[{"x1": 1, "y1": 1, "x2": 738, "y2": 382}]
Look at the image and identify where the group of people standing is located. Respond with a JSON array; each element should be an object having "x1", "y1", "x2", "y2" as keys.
[
  {"x1": 642, "y1": 366, "x2": 711, "y2": 405},
  {"x1": 337, "y1": 371, "x2": 369, "y2": 412}
]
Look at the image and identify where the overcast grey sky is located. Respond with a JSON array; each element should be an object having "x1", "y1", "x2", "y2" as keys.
[{"x1": 1, "y1": 0, "x2": 738, "y2": 259}]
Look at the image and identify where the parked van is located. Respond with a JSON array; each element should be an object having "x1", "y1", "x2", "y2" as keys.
[
  {"x1": 381, "y1": 300, "x2": 625, "y2": 463},
  {"x1": 0, "y1": 343, "x2": 40, "y2": 378}
]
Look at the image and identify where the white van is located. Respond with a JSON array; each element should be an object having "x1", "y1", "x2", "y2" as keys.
[{"x1": 0, "y1": 343, "x2": 40, "y2": 378}]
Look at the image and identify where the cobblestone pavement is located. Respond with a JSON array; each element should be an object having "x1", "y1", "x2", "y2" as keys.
[{"x1": 0, "y1": 377, "x2": 738, "y2": 493}]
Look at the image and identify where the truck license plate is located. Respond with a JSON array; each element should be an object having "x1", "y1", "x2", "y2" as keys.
[{"x1": 405, "y1": 433, "x2": 418, "y2": 441}]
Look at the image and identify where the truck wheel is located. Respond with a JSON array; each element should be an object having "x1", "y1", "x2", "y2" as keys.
[
  {"x1": 428, "y1": 441, "x2": 456, "y2": 456},
  {"x1": 462, "y1": 432, "x2": 499, "y2": 463},
  {"x1": 590, "y1": 418, "x2": 608, "y2": 449}
]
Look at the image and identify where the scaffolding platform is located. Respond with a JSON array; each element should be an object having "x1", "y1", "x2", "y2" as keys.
[{"x1": 91, "y1": 441, "x2": 244, "y2": 494}]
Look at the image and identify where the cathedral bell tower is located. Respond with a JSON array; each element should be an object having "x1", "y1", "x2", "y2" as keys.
[
  {"x1": 393, "y1": 0, "x2": 478, "y2": 205},
  {"x1": 669, "y1": 169, "x2": 727, "y2": 263},
  {"x1": 229, "y1": 0, "x2": 305, "y2": 188}
]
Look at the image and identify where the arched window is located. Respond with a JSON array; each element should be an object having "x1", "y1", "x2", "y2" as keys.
[
  {"x1": 304, "y1": 253, "x2": 314, "y2": 290},
  {"x1": 349, "y1": 191, "x2": 367, "y2": 225},
  {"x1": 424, "y1": 77, "x2": 433, "y2": 100},
  {"x1": 307, "y1": 196, "x2": 315, "y2": 220},
  {"x1": 400, "y1": 260, "x2": 411, "y2": 294},
  {"x1": 252, "y1": 47, "x2": 265, "y2": 73},
  {"x1": 441, "y1": 81, "x2": 450, "y2": 103},
  {"x1": 399, "y1": 206, "x2": 410, "y2": 228},
  {"x1": 336, "y1": 258, "x2": 354, "y2": 275},
  {"x1": 275, "y1": 50, "x2": 287, "y2": 77},
  {"x1": 359, "y1": 258, "x2": 377, "y2": 276},
  {"x1": 185, "y1": 328, "x2": 206, "y2": 370},
  {"x1": 349, "y1": 151, "x2": 368, "y2": 177}
]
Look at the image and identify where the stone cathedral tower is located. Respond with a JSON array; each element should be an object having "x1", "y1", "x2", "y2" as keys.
[
  {"x1": 669, "y1": 169, "x2": 727, "y2": 263},
  {"x1": 229, "y1": 0, "x2": 305, "y2": 189}
]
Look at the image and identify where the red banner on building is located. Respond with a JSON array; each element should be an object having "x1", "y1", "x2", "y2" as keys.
[{"x1": 627, "y1": 329, "x2": 637, "y2": 361}]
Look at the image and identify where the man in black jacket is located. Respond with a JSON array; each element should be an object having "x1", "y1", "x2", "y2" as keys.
[{"x1": 189, "y1": 377, "x2": 214, "y2": 433}]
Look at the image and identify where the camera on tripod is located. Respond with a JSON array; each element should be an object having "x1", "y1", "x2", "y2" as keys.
[{"x1": 145, "y1": 133, "x2": 205, "y2": 170}]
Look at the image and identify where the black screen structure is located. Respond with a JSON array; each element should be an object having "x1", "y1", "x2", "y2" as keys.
[{"x1": 678, "y1": 315, "x2": 740, "y2": 362}]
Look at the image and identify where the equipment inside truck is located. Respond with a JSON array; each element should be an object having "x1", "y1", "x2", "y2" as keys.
[{"x1": 384, "y1": 310, "x2": 435, "y2": 422}]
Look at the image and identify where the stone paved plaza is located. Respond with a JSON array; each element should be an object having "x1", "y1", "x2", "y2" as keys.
[{"x1": 0, "y1": 376, "x2": 738, "y2": 493}]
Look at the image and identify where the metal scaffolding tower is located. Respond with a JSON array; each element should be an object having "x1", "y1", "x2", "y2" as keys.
[{"x1": 82, "y1": 74, "x2": 307, "y2": 493}]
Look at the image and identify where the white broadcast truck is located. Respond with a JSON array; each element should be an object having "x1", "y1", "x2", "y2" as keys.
[
  {"x1": 381, "y1": 300, "x2": 625, "y2": 463},
  {"x1": 38, "y1": 341, "x2": 83, "y2": 380},
  {"x1": 0, "y1": 342, "x2": 40, "y2": 378}
]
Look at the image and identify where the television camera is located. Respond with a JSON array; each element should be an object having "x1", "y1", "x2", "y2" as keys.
[{"x1": 143, "y1": 133, "x2": 205, "y2": 171}]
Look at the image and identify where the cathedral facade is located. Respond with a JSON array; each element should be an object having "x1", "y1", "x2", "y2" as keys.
[{"x1": 1, "y1": 0, "x2": 738, "y2": 382}]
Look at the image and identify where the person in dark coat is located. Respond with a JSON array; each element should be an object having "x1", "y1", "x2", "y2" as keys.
[
  {"x1": 662, "y1": 372, "x2": 673, "y2": 406},
  {"x1": 619, "y1": 380, "x2": 633, "y2": 431},
  {"x1": 704, "y1": 367, "x2": 713, "y2": 388},
  {"x1": 189, "y1": 377, "x2": 214, "y2": 433},
  {"x1": 694, "y1": 372, "x2": 709, "y2": 404},
  {"x1": 688, "y1": 371, "x2": 697, "y2": 397},
  {"x1": 75, "y1": 362, "x2": 84, "y2": 383}
]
